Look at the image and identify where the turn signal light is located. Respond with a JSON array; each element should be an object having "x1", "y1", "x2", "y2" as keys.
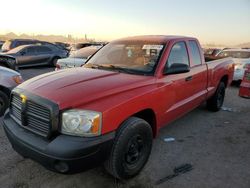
[{"x1": 12, "y1": 75, "x2": 23, "y2": 84}]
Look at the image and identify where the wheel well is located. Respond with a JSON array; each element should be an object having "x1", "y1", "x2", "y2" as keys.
[
  {"x1": 133, "y1": 109, "x2": 157, "y2": 137},
  {"x1": 51, "y1": 56, "x2": 60, "y2": 62},
  {"x1": 53, "y1": 56, "x2": 61, "y2": 60},
  {"x1": 0, "y1": 85, "x2": 11, "y2": 97},
  {"x1": 220, "y1": 75, "x2": 228, "y2": 87}
]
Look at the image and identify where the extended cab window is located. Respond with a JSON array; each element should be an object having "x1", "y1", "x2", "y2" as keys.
[
  {"x1": 167, "y1": 42, "x2": 189, "y2": 68},
  {"x1": 189, "y1": 40, "x2": 202, "y2": 66}
]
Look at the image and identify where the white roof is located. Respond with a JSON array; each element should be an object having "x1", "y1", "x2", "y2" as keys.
[{"x1": 223, "y1": 48, "x2": 250, "y2": 52}]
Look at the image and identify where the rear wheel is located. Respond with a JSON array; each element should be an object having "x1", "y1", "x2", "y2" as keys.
[
  {"x1": 0, "y1": 91, "x2": 9, "y2": 116},
  {"x1": 104, "y1": 117, "x2": 153, "y2": 180},
  {"x1": 207, "y1": 82, "x2": 226, "y2": 112}
]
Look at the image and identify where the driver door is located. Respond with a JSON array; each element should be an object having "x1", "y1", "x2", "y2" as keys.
[{"x1": 160, "y1": 41, "x2": 195, "y2": 126}]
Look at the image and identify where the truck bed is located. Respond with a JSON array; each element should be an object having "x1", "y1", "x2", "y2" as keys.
[{"x1": 205, "y1": 57, "x2": 234, "y2": 99}]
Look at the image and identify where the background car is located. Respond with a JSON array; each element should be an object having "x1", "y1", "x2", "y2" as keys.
[
  {"x1": 0, "y1": 41, "x2": 4, "y2": 52},
  {"x1": 56, "y1": 45, "x2": 101, "y2": 70},
  {"x1": 1, "y1": 39, "x2": 61, "y2": 52},
  {"x1": 69, "y1": 42, "x2": 105, "y2": 53},
  {"x1": 204, "y1": 48, "x2": 221, "y2": 57},
  {"x1": 0, "y1": 55, "x2": 17, "y2": 70},
  {"x1": 1, "y1": 44, "x2": 68, "y2": 67},
  {"x1": 0, "y1": 66, "x2": 23, "y2": 116},
  {"x1": 54, "y1": 42, "x2": 70, "y2": 51},
  {"x1": 217, "y1": 49, "x2": 250, "y2": 82}
]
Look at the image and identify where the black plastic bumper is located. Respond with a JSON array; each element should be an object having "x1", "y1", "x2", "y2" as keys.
[{"x1": 3, "y1": 112, "x2": 115, "y2": 174}]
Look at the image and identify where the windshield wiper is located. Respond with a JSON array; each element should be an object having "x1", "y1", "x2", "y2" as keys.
[
  {"x1": 85, "y1": 64, "x2": 145, "y2": 75},
  {"x1": 107, "y1": 65, "x2": 146, "y2": 75}
]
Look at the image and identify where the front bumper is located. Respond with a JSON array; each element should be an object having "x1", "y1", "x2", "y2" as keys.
[{"x1": 3, "y1": 111, "x2": 115, "y2": 173}]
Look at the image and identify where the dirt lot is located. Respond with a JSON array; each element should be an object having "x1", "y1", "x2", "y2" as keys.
[{"x1": 0, "y1": 67, "x2": 250, "y2": 188}]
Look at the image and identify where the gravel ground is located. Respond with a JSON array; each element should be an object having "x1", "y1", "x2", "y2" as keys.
[{"x1": 0, "y1": 67, "x2": 249, "y2": 188}]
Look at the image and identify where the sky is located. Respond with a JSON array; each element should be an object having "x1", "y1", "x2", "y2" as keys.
[{"x1": 1, "y1": 0, "x2": 250, "y2": 45}]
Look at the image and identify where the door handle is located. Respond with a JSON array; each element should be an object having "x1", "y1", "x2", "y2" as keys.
[{"x1": 185, "y1": 76, "x2": 193, "y2": 82}]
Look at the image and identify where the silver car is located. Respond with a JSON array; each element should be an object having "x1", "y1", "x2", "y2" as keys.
[
  {"x1": 217, "y1": 49, "x2": 250, "y2": 81},
  {"x1": 56, "y1": 46, "x2": 101, "y2": 70},
  {"x1": 0, "y1": 67, "x2": 23, "y2": 116}
]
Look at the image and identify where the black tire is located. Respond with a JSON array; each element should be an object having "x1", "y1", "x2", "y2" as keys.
[
  {"x1": 207, "y1": 82, "x2": 226, "y2": 112},
  {"x1": 51, "y1": 57, "x2": 59, "y2": 67},
  {"x1": 104, "y1": 117, "x2": 153, "y2": 180},
  {"x1": 0, "y1": 91, "x2": 9, "y2": 116}
]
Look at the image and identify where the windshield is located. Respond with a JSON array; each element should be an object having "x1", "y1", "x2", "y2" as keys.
[
  {"x1": 217, "y1": 51, "x2": 250, "y2": 59},
  {"x1": 70, "y1": 47, "x2": 100, "y2": 59},
  {"x1": 6, "y1": 45, "x2": 25, "y2": 53},
  {"x1": 85, "y1": 42, "x2": 165, "y2": 75}
]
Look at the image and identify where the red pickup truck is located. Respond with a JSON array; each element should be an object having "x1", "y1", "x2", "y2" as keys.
[{"x1": 3, "y1": 35, "x2": 234, "y2": 179}]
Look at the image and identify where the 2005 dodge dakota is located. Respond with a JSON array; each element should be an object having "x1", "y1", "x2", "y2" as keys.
[{"x1": 3, "y1": 35, "x2": 234, "y2": 179}]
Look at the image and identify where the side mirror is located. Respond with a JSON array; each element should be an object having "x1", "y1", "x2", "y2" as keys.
[{"x1": 164, "y1": 63, "x2": 190, "y2": 75}]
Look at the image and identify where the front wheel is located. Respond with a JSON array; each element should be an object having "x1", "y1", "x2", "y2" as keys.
[
  {"x1": 104, "y1": 117, "x2": 153, "y2": 180},
  {"x1": 51, "y1": 57, "x2": 59, "y2": 67},
  {"x1": 207, "y1": 82, "x2": 226, "y2": 112}
]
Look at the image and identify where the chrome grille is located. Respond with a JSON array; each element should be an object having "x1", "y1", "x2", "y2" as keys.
[
  {"x1": 10, "y1": 94, "x2": 51, "y2": 137},
  {"x1": 10, "y1": 95, "x2": 22, "y2": 123}
]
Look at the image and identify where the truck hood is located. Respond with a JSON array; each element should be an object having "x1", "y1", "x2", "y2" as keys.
[{"x1": 18, "y1": 68, "x2": 154, "y2": 109}]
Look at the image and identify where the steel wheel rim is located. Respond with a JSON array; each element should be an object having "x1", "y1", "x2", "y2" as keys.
[{"x1": 125, "y1": 134, "x2": 144, "y2": 166}]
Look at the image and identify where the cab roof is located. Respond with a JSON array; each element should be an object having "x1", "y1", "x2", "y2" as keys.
[{"x1": 113, "y1": 35, "x2": 197, "y2": 43}]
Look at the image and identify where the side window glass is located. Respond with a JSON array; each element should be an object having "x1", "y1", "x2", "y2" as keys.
[
  {"x1": 38, "y1": 46, "x2": 52, "y2": 53},
  {"x1": 167, "y1": 42, "x2": 189, "y2": 68},
  {"x1": 26, "y1": 47, "x2": 36, "y2": 55},
  {"x1": 189, "y1": 40, "x2": 202, "y2": 66},
  {"x1": 20, "y1": 41, "x2": 26, "y2": 45},
  {"x1": 15, "y1": 41, "x2": 20, "y2": 47}
]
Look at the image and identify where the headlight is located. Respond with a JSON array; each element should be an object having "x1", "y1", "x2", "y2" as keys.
[
  {"x1": 12, "y1": 75, "x2": 23, "y2": 84},
  {"x1": 61, "y1": 110, "x2": 102, "y2": 137}
]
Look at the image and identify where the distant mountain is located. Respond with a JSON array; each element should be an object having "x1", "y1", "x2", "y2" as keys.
[
  {"x1": 202, "y1": 43, "x2": 227, "y2": 49},
  {"x1": 0, "y1": 32, "x2": 98, "y2": 43},
  {"x1": 201, "y1": 42, "x2": 250, "y2": 49},
  {"x1": 4, "y1": 32, "x2": 18, "y2": 38},
  {"x1": 238, "y1": 42, "x2": 250, "y2": 48},
  {"x1": 0, "y1": 32, "x2": 248, "y2": 47}
]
